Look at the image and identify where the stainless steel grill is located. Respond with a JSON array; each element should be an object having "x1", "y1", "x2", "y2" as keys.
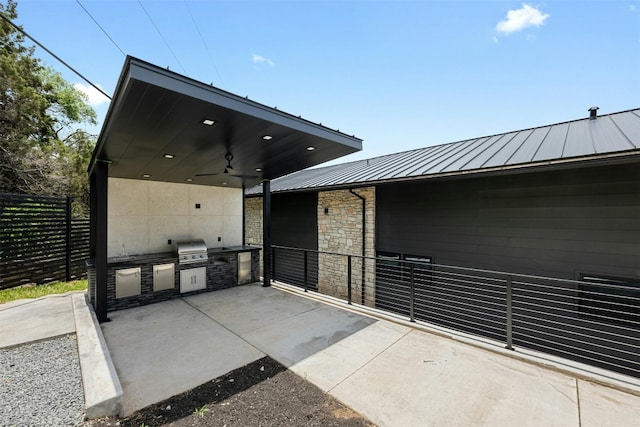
[{"x1": 176, "y1": 239, "x2": 208, "y2": 264}]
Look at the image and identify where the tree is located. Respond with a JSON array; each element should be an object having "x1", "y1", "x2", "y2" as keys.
[{"x1": 0, "y1": 0, "x2": 97, "y2": 215}]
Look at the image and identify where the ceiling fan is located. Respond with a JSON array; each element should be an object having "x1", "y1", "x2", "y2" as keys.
[{"x1": 195, "y1": 153, "x2": 259, "y2": 179}]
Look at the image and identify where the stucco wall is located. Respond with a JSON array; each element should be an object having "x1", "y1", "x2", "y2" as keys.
[
  {"x1": 108, "y1": 178, "x2": 242, "y2": 257},
  {"x1": 317, "y1": 187, "x2": 376, "y2": 305}
]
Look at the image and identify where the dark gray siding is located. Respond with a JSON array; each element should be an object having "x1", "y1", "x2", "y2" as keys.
[
  {"x1": 375, "y1": 163, "x2": 640, "y2": 376},
  {"x1": 271, "y1": 192, "x2": 318, "y2": 289},
  {"x1": 376, "y1": 163, "x2": 640, "y2": 280}
]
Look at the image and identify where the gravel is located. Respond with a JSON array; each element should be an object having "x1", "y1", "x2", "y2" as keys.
[{"x1": 0, "y1": 334, "x2": 85, "y2": 427}]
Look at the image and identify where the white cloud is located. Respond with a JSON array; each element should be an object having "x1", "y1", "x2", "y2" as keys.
[
  {"x1": 496, "y1": 4, "x2": 549, "y2": 35},
  {"x1": 74, "y1": 82, "x2": 110, "y2": 107},
  {"x1": 251, "y1": 53, "x2": 275, "y2": 67}
]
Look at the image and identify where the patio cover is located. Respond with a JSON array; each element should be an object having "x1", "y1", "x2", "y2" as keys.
[
  {"x1": 88, "y1": 56, "x2": 362, "y2": 321},
  {"x1": 89, "y1": 56, "x2": 362, "y2": 188}
]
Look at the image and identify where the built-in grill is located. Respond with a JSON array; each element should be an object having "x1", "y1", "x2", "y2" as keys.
[{"x1": 176, "y1": 239, "x2": 208, "y2": 264}]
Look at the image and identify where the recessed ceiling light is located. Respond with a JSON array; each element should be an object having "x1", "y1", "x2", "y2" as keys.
[
  {"x1": 186, "y1": 178, "x2": 193, "y2": 182},
  {"x1": 255, "y1": 168, "x2": 262, "y2": 172},
  {"x1": 222, "y1": 182, "x2": 228, "y2": 185},
  {"x1": 201, "y1": 118, "x2": 215, "y2": 126},
  {"x1": 163, "y1": 154, "x2": 175, "y2": 159},
  {"x1": 306, "y1": 146, "x2": 315, "y2": 151},
  {"x1": 142, "y1": 174, "x2": 151, "y2": 178},
  {"x1": 262, "y1": 135, "x2": 273, "y2": 141}
]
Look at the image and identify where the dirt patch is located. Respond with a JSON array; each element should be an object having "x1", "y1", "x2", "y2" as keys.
[{"x1": 86, "y1": 357, "x2": 375, "y2": 427}]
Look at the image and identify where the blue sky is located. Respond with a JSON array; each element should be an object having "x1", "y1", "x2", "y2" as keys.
[{"x1": 12, "y1": 0, "x2": 640, "y2": 165}]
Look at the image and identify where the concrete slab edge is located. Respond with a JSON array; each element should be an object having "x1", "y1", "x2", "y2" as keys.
[
  {"x1": 0, "y1": 290, "x2": 85, "y2": 311},
  {"x1": 272, "y1": 281, "x2": 640, "y2": 398},
  {"x1": 72, "y1": 293, "x2": 123, "y2": 419},
  {"x1": 0, "y1": 332, "x2": 76, "y2": 350}
]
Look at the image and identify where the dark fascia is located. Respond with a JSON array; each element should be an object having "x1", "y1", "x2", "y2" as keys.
[{"x1": 88, "y1": 56, "x2": 362, "y2": 176}]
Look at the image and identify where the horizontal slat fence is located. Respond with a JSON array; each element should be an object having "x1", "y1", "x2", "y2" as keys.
[{"x1": 0, "y1": 193, "x2": 90, "y2": 289}]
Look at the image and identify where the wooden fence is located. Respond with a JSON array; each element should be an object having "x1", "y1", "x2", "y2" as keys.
[{"x1": 0, "y1": 193, "x2": 90, "y2": 290}]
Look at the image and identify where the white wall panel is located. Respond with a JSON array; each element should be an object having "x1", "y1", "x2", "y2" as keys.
[
  {"x1": 108, "y1": 178, "x2": 242, "y2": 257},
  {"x1": 148, "y1": 181, "x2": 189, "y2": 215},
  {"x1": 189, "y1": 185, "x2": 224, "y2": 216}
]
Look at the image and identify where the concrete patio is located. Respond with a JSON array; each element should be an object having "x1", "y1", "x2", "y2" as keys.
[
  {"x1": 100, "y1": 283, "x2": 640, "y2": 426},
  {"x1": 2, "y1": 283, "x2": 640, "y2": 425}
]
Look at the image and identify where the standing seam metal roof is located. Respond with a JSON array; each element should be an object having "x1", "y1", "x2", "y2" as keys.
[{"x1": 246, "y1": 108, "x2": 640, "y2": 195}]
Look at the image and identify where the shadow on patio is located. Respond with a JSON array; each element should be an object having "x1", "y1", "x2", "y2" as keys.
[{"x1": 101, "y1": 282, "x2": 640, "y2": 426}]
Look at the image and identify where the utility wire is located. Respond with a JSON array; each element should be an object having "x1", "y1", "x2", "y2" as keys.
[
  {"x1": 137, "y1": 0, "x2": 187, "y2": 74},
  {"x1": 183, "y1": 0, "x2": 223, "y2": 86},
  {"x1": 0, "y1": 12, "x2": 111, "y2": 100},
  {"x1": 75, "y1": 0, "x2": 125, "y2": 56}
]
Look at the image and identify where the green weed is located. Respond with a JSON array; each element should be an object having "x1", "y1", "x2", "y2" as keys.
[
  {"x1": 193, "y1": 405, "x2": 210, "y2": 417},
  {"x1": 0, "y1": 280, "x2": 87, "y2": 304}
]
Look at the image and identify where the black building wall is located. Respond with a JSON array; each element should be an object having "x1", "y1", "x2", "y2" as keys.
[
  {"x1": 375, "y1": 163, "x2": 640, "y2": 376},
  {"x1": 271, "y1": 192, "x2": 319, "y2": 289},
  {"x1": 376, "y1": 163, "x2": 640, "y2": 280}
]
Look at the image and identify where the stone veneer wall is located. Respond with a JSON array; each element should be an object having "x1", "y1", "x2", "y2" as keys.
[
  {"x1": 244, "y1": 196, "x2": 263, "y2": 276},
  {"x1": 317, "y1": 187, "x2": 376, "y2": 306}
]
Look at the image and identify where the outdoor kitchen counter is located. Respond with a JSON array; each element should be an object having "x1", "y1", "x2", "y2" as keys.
[
  {"x1": 87, "y1": 245, "x2": 262, "y2": 266},
  {"x1": 86, "y1": 246, "x2": 260, "y2": 312}
]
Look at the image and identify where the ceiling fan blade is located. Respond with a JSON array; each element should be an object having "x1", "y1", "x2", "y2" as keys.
[
  {"x1": 195, "y1": 152, "x2": 259, "y2": 179},
  {"x1": 194, "y1": 172, "x2": 222, "y2": 177}
]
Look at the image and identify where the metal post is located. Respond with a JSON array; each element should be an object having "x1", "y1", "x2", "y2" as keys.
[
  {"x1": 505, "y1": 275, "x2": 513, "y2": 350},
  {"x1": 348, "y1": 189, "x2": 367, "y2": 306},
  {"x1": 241, "y1": 184, "x2": 246, "y2": 245},
  {"x1": 89, "y1": 172, "x2": 97, "y2": 307},
  {"x1": 94, "y1": 162, "x2": 109, "y2": 323},
  {"x1": 262, "y1": 180, "x2": 271, "y2": 287},
  {"x1": 409, "y1": 264, "x2": 415, "y2": 322},
  {"x1": 65, "y1": 196, "x2": 72, "y2": 282},
  {"x1": 347, "y1": 255, "x2": 352, "y2": 305},
  {"x1": 303, "y1": 250, "x2": 308, "y2": 292},
  {"x1": 271, "y1": 247, "x2": 276, "y2": 283}
]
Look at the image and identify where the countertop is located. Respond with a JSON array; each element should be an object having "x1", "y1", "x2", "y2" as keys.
[{"x1": 86, "y1": 245, "x2": 261, "y2": 267}]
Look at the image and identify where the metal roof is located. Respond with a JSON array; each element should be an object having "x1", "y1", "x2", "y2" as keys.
[
  {"x1": 246, "y1": 108, "x2": 640, "y2": 195},
  {"x1": 90, "y1": 56, "x2": 362, "y2": 188}
]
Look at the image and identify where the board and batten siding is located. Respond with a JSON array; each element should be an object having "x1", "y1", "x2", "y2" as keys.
[
  {"x1": 270, "y1": 192, "x2": 319, "y2": 289},
  {"x1": 376, "y1": 163, "x2": 640, "y2": 280}
]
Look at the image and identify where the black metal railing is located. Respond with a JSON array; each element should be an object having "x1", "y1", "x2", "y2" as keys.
[{"x1": 270, "y1": 245, "x2": 640, "y2": 379}]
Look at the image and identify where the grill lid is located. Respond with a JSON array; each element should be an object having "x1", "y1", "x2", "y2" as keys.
[
  {"x1": 176, "y1": 239, "x2": 208, "y2": 264},
  {"x1": 176, "y1": 239, "x2": 207, "y2": 254}
]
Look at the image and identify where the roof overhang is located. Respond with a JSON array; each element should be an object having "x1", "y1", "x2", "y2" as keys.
[{"x1": 89, "y1": 56, "x2": 362, "y2": 188}]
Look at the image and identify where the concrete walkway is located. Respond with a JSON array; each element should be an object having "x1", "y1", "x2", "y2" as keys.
[
  {"x1": 100, "y1": 283, "x2": 640, "y2": 426},
  {"x1": 2, "y1": 284, "x2": 640, "y2": 425},
  {"x1": 0, "y1": 292, "x2": 122, "y2": 418},
  {"x1": 0, "y1": 293, "x2": 76, "y2": 348}
]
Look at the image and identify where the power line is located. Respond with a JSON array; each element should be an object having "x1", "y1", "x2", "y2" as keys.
[
  {"x1": 75, "y1": 0, "x2": 125, "y2": 56},
  {"x1": 183, "y1": 0, "x2": 223, "y2": 86},
  {"x1": 0, "y1": 12, "x2": 111, "y2": 100},
  {"x1": 137, "y1": 0, "x2": 187, "y2": 75}
]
